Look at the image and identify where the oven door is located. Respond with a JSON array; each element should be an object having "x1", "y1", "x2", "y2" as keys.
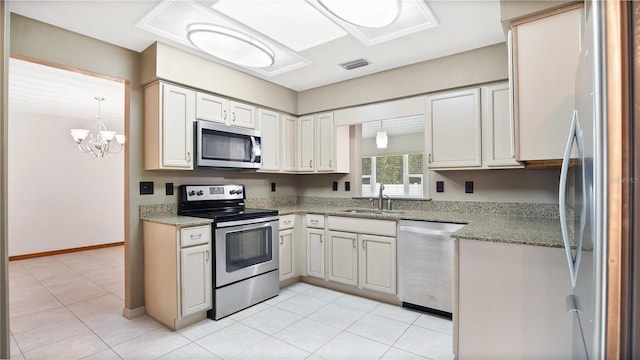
[{"x1": 214, "y1": 217, "x2": 278, "y2": 287}]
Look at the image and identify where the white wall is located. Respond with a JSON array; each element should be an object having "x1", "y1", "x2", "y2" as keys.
[{"x1": 8, "y1": 111, "x2": 124, "y2": 256}]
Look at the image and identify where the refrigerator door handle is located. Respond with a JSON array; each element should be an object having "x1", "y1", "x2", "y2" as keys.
[{"x1": 559, "y1": 110, "x2": 580, "y2": 288}]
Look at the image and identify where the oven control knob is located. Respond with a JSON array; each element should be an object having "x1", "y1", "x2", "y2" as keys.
[
  {"x1": 236, "y1": 189, "x2": 243, "y2": 195},
  {"x1": 229, "y1": 190, "x2": 236, "y2": 195},
  {"x1": 188, "y1": 191, "x2": 196, "y2": 196},
  {"x1": 196, "y1": 190, "x2": 204, "y2": 196}
]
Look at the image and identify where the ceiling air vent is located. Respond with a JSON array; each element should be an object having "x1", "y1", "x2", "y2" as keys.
[{"x1": 339, "y1": 58, "x2": 371, "y2": 70}]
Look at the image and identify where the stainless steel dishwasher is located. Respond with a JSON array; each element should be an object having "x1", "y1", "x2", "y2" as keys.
[{"x1": 398, "y1": 220, "x2": 465, "y2": 317}]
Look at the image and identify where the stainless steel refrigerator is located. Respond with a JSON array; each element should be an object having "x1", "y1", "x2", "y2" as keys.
[{"x1": 559, "y1": 1, "x2": 606, "y2": 358}]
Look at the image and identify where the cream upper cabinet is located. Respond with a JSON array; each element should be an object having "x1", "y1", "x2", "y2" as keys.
[
  {"x1": 281, "y1": 115, "x2": 298, "y2": 172},
  {"x1": 512, "y1": 5, "x2": 582, "y2": 161},
  {"x1": 482, "y1": 83, "x2": 522, "y2": 168},
  {"x1": 426, "y1": 88, "x2": 482, "y2": 169},
  {"x1": 144, "y1": 81, "x2": 194, "y2": 170},
  {"x1": 229, "y1": 100, "x2": 257, "y2": 129},
  {"x1": 297, "y1": 115, "x2": 315, "y2": 172},
  {"x1": 257, "y1": 108, "x2": 280, "y2": 171},
  {"x1": 315, "y1": 112, "x2": 335, "y2": 172},
  {"x1": 195, "y1": 92, "x2": 229, "y2": 124},
  {"x1": 195, "y1": 92, "x2": 256, "y2": 129},
  {"x1": 296, "y1": 112, "x2": 349, "y2": 173}
]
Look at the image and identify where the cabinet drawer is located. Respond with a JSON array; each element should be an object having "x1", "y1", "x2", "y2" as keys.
[
  {"x1": 306, "y1": 214, "x2": 325, "y2": 228},
  {"x1": 279, "y1": 215, "x2": 296, "y2": 230},
  {"x1": 180, "y1": 225, "x2": 211, "y2": 247},
  {"x1": 327, "y1": 216, "x2": 396, "y2": 237}
]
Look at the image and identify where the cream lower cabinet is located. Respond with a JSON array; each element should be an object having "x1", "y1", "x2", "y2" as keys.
[
  {"x1": 278, "y1": 215, "x2": 296, "y2": 281},
  {"x1": 326, "y1": 216, "x2": 397, "y2": 295},
  {"x1": 143, "y1": 222, "x2": 212, "y2": 330},
  {"x1": 457, "y1": 239, "x2": 572, "y2": 359},
  {"x1": 144, "y1": 81, "x2": 195, "y2": 170},
  {"x1": 305, "y1": 214, "x2": 325, "y2": 279}
]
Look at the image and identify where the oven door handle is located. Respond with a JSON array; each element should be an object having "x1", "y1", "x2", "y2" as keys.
[
  {"x1": 250, "y1": 136, "x2": 262, "y2": 163},
  {"x1": 216, "y1": 216, "x2": 280, "y2": 228}
]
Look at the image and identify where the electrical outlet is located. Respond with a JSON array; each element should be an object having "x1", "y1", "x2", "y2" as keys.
[
  {"x1": 271, "y1": 182, "x2": 276, "y2": 192},
  {"x1": 140, "y1": 181, "x2": 154, "y2": 195},
  {"x1": 345, "y1": 181, "x2": 351, "y2": 191},
  {"x1": 436, "y1": 181, "x2": 444, "y2": 193},
  {"x1": 165, "y1": 183, "x2": 174, "y2": 195},
  {"x1": 332, "y1": 181, "x2": 338, "y2": 191},
  {"x1": 465, "y1": 181, "x2": 474, "y2": 194}
]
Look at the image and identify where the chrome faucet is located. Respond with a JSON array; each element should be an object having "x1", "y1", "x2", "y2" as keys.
[{"x1": 378, "y1": 184, "x2": 385, "y2": 210}]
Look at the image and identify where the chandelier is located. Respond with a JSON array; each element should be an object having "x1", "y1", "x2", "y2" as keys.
[{"x1": 70, "y1": 97, "x2": 125, "y2": 157}]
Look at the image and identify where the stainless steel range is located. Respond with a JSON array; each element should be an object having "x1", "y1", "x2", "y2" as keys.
[{"x1": 178, "y1": 184, "x2": 279, "y2": 320}]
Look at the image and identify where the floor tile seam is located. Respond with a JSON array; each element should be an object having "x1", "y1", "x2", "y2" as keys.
[
  {"x1": 73, "y1": 310, "x2": 158, "y2": 348},
  {"x1": 231, "y1": 328, "x2": 314, "y2": 359},
  {"x1": 410, "y1": 321, "x2": 454, "y2": 336},
  {"x1": 111, "y1": 326, "x2": 192, "y2": 359},
  {"x1": 15, "y1": 318, "x2": 95, "y2": 355},
  {"x1": 341, "y1": 325, "x2": 403, "y2": 348},
  {"x1": 9, "y1": 332, "x2": 26, "y2": 359}
]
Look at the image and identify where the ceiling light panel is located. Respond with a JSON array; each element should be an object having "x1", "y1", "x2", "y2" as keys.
[
  {"x1": 212, "y1": 0, "x2": 347, "y2": 52},
  {"x1": 136, "y1": 0, "x2": 311, "y2": 76},
  {"x1": 307, "y1": 0, "x2": 439, "y2": 46}
]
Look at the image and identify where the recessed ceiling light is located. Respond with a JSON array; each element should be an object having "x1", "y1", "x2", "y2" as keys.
[
  {"x1": 317, "y1": 0, "x2": 401, "y2": 28},
  {"x1": 187, "y1": 23, "x2": 275, "y2": 68}
]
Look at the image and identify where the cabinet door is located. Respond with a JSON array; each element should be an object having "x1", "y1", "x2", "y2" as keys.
[
  {"x1": 359, "y1": 235, "x2": 396, "y2": 294},
  {"x1": 279, "y1": 229, "x2": 294, "y2": 281},
  {"x1": 327, "y1": 231, "x2": 358, "y2": 286},
  {"x1": 297, "y1": 115, "x2": 315, "y2": 172},
  {"x1": 180, "y1": 243, "x2": 212, "y2": 317},
  {"x1": 306, "y1": 228, "x2": 325, "y2": 279},
  {"x1": 281, "y1": 115, "x2": 297, "y2": 172},
  {"x1": 258, "y1": 109, "x2": 280, "y2": 171},
  {"x1": 426, "y1": 88, "x2": 481, "y2": 169},
  {"x1": 162, "y1": 83, "x2": 195, "y2": 169},
  {"x1": 315, "y1": 112, "x2": 335, "y2": 172},
  {"x1": 195, "y1": 92, "x2": 228, "y2": 124},
  {"x1": 229, "y1": 101, "x2": 256, "y2": 129},
  {"x1": 514, "y1": 6, "x2": 582, "y2": 160},
  {"x1": 482, "y1": 83, "x2": 522, "y2": 168}
]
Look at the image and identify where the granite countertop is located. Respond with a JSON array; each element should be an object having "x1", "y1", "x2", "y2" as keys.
[
  {"x1": 276, "y1": 205, "x2": 563, "y2": 248},
  {"x1": 142, "y1": 215, "x2": 213, "y2": 227}
]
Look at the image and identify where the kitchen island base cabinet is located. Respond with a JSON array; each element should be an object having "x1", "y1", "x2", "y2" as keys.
[
  {"x1": 143, "y1": 222, "x2": 212, "y2": 330},
  {"x1": 457, "y1": 239, "x2": 572, "y2": 359}
]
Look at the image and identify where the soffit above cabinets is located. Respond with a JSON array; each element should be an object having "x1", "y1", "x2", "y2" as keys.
[{"x1": 8, "y1": 0, "x2": 505, "y2": 91}]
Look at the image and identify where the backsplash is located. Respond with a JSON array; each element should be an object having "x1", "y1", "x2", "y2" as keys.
[{"x1": 139, "y1": 196, "x2": 559, "y2": 219}]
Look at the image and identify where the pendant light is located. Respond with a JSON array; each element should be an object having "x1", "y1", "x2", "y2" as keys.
[{"x1": 376, "y1": 120, "x2": 388, "y2": 149}]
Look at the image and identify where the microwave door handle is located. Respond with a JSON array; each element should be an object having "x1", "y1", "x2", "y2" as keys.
[{"x1": 250, "y1": 136, "x2": 261, "y2": 162}]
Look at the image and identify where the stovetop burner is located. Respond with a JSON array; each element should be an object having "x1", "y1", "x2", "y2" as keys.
[{"x1": 178, "y1": 184, "x2": 278, "y2": 223}]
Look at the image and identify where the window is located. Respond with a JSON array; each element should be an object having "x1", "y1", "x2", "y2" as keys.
[{"x1": 362, "y1": 153, "x2": 423, "y2": 197}]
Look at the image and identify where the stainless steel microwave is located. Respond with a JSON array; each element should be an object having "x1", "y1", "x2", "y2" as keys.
[{"x1": 195, "y1": 120, "x2": 262, "y2": 169}]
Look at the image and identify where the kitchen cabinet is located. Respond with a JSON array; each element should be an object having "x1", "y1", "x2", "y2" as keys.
[
  {"x1": 195, "y1": 91, "x2": 256, "y2": 129},
  {"x1": 144, "y1": 81, "x2": 195, "y2": 170},
  {"x1": 512, "y1": 4, "x2": 582, "y2": 161},
  {"x1": 278, "y1": 214, "x2": 296, "y2": 281},
  {"x1": 426, "y1": 88, "x2": 482, "y2": 169},
  {"x1": 457, "y1": 239, "x2": 572, "y2": 358},
  {"x1": 297, "y1": 112, "x2": 349, "y2": 173},
  {"x1": 326, "y1": 216, "x2": 397, "y2": 295},
  {"x1": 143, "y1": 222, "x2": 212, "y2": 330},
  {"x1": 281, "y1": 115, "x2": 298, "y2": 172},
  {"x1": 482, "y1": 82, "x2": 522, "y2": 168},
  {"x1": 257, "y1": 108, "x2": 280, "y2": 171},
  {"x1": 305, "y1": 214, "x2": 325, "y2": 279}
]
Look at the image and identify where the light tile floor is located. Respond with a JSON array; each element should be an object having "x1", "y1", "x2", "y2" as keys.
[{"x1": 8, "y1": 246, "x2": 453, "y2": 359}]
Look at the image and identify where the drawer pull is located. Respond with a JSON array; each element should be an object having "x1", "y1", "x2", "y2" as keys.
[
  {"x1": 310, "y1": 219, "x2": 318, "y2": 224},
  {"x1": 190, "y1": 233, "x2": 202, "y2": 240},
  {"x1": 284, "y1": 220, "x2": 292, "y2": 225}
]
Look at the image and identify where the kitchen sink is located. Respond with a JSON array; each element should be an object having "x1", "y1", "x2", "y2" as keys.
[{"x1": 342, "y1": 209, "x2": 405, "y2": 216}]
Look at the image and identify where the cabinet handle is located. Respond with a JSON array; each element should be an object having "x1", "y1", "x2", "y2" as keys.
[
  {"x1": 190, "y1": 233, "x2": 202, "y2": 240},
  {"x1": 320, "y1": 235, "x2": 323, "y2": 243},
  {"x1": 352, "y1": 239, "x2": 356, "y2": 248},
  {"x1": 232, "y1": 112, "x2": 236, "y2": 122},
  {"x1": 187, "y1": 152, "x2": 191, "y2": 163},
  {"x1": 205, "y1": 250, "x2": 210, "y2": 262},
  {"x1": 284, "y1": 220, "x2": 292, "y2": 225},
  {"x1": 428, "y1": 153, "x2": 432, "y2": 163},
  {"x1": 362, "y1": 240, "x2": 366, "y2": 249},
  {"x1": 280, "y1": 235, "x2": 284, "y2": 245},
  {"x1": 309, "y1": 160, "x2": 313, "y2": 168},
  {"x1": 329, "y1": 160, "x2": 332, "y2": 167},
  {"x1": 310, "y1": 219, "x2": 318, "y2": 224},
  {"x1": 223, "y1": 110, "x2": 227, "y2": 120}
]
